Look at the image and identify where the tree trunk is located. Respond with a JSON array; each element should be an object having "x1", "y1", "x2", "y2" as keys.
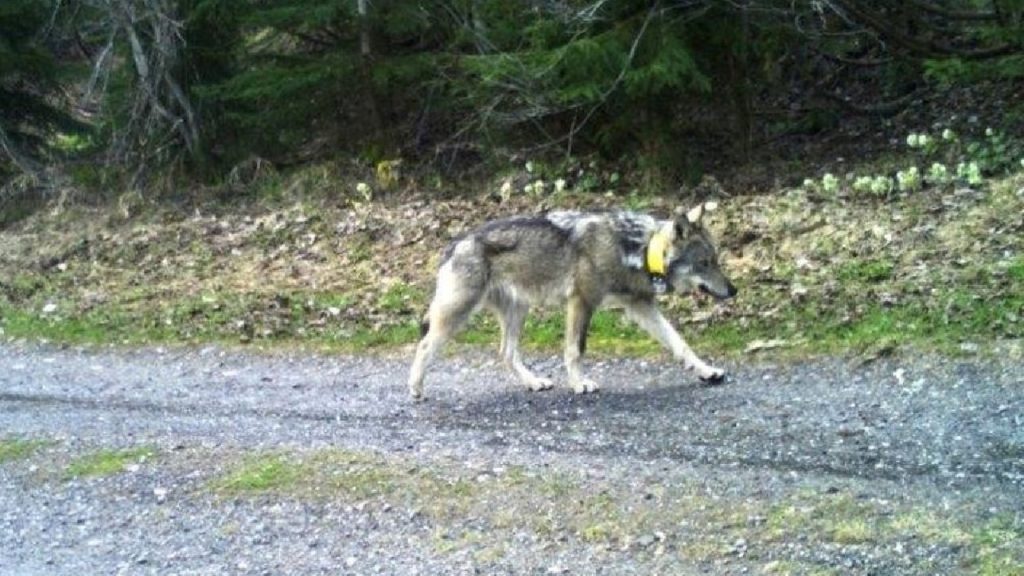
[
  {"x1": 728, "y1": 7, "x2": 752, "y2": 163},
  {"x1": 356, "y1": 0, "x2": 384, "y2": 144}
]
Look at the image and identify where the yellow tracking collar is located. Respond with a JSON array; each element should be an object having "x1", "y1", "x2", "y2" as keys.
[{"x1": 646, "y1": 226, "x2": 671, "y2": 275}]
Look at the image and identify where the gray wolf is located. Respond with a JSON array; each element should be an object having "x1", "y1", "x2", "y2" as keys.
[{"x1": 408, "y1": 204, "x2": 737, "y2": 399}]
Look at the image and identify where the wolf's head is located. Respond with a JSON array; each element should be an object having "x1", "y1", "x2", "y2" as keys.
[{"x1": 656, "y1": 204, "x2": 737, "y2": 300}]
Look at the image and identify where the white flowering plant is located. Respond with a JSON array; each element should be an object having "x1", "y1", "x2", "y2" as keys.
[
  {"x1": 821, "y1": 173, "x2": 840, "y2": 194},
  {"x1": 906, "y1": 132, "x2": 938, "y2": 155},
  {"x1": 499, "y1": 179, "x2": 513, "y2": 202},
  {"x1": 965, "y1": 128, "x2": 1022, "y2": 176},
  {"x1": 896, "y1": 166, "x2": 921, "y2": 192},
  {"x1": 523, "y1": 179, "x2": 547, "y2": 196},
  {"x1": 957, "y1": 162, "x2": 984, "y2": 186},
  {"x1": 355, "y1": 181, "x2": 372, "y2": 202},
  {"x1": 827, "y1": 124, "x2": 1021, "y2": 201},
  {"x1": 852, "y1": 176, "x2": 875, "y2": 193},
  {"x1": 926, "y1": 163, "x2": 950, "y2": 186},
  {"x1": 870, "y1": 175, "x2": 893, "y2": 197}
]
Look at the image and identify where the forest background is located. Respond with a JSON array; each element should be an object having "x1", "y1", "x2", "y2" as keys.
[{"x1": 1, "y1": 0, "x2": 1023, "y2": 355}]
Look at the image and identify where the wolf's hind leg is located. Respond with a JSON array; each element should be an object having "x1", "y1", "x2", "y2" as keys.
[
  {"x1": 408, "y1": 263, "x2": 483, "y2": 399},
  {"x1": 624, "y1": 300, "x2": 725, "y2": 381},
  {"x1": 493, "y1": 296, "x2": 552, "y2": 392}
]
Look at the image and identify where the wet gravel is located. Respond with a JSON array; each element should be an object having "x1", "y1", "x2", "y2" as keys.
[{"x1": 1, "y1": 341, "x2": 1022, "y2": 575}]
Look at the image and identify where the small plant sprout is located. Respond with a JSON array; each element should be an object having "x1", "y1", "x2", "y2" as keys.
[
  {"x1": 985, "y1": 127, "x2": 995, "y2": 138},
  {"x1": 355, "y1": 182, "x2": 372, "y2": 201},
  {"x1": 957, "y1": 162, "x2": 984, "y2": 186},
  {"x1": 897, "y1": 166, "x2": 922, "y2": 192},
  {"x1": 499, "y1": 179, "x2": 513, "y2": 201},
  {"x1": 853, "y1": 176, "x2": 874, "y2": 193},
  {"x1": 942, "y1": 128, "x2": 957, "y2": 141},
  {"x1": 554, "y1": 178, "x2": 567, "y2": 193},
  {"x1": 821, "y1": 173, "x2": 840, "y2": 194},
  {"x1": 525, "y1": 161, "x2": 535, "y2": 174},
  {"x1": 531, "y1": 180, "x2": 546, "y2": 195},
  {"x1": 927, "y1": 163, "x2": 950, "y2": 185},
  {"x1": 870, "y1": 175, "x2": 893, "y2": 196},
  {"x1": 907, "y1": 133, "x2": 920, "y2": 148}
]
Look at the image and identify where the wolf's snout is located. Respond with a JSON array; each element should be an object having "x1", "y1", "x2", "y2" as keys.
[{"x1": 699, "y1": 281, "x2": 737, "y2": 300}]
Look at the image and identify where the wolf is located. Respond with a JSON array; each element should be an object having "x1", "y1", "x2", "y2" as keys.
[{"x1": 407, "y1": 203, "x2": 737, "y2": 399}]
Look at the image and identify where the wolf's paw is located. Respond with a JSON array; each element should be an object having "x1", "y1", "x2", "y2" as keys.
[
  {"x1": 526, "y1": 377, "x2": 554, "y2": 392},
  {"x1": 570, "y1": 378, "x2": 600, "y2": 394},
  {"x1": 696, "y1": 365, "x2": 726, "y2": 384},
  {"x1": 409, "y1": 381, "x2": 426, "y2": 401}
]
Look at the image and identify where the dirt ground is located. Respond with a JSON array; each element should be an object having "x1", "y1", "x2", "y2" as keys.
[{"x1": 2, "y1": 341, "x2": 1022, "y2": 575}]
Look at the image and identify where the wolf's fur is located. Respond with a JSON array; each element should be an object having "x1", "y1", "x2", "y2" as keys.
[{"x1": 408, "y1": 204, "x2": 737, "y2": 399}]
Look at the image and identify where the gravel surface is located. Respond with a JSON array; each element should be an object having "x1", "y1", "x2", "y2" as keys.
[{"x1": 1, "y1": 341, "x2": 1023, "y2": 575}]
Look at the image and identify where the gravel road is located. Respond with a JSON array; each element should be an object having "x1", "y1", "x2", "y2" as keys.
[{"x1": 1, "y1": 341, "x2": 1022, "y2": 575}]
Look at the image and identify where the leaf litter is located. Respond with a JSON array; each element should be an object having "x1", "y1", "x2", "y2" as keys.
[{"x1": 1, "y1": 171, "x2": 1022, "y2": 350}]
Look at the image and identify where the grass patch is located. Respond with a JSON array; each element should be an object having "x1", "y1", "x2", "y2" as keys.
[
  {"x1": 210, "y1": 449, "x2": 477, "y2": 512},
  {"x1": 377, "y1": 282, "x2": 425, "y2": 314},
  {"x1": 345, "y1": 321, "x2": 422, "y2": 349},
  {"x1": 887, "y1": 510, "x2": 973, "y2": 546},
  {"x1": 0, "y1": 437, "x2": 51, "y2": 463},
  {"x1": 212, "y1": 454, "x2": 303, "y2": 493},
  {"x1": 3, "y1": 293, "x2": 1020, "y2": 358},
  {"x1": 837, "y1": 259, "x2": 894, "y2": 283},
  {"x1": 762, "y1": 561, "x2": 840, "y2": 576},
  {"x1": 204, "y1": 447, "x2": 1024, "y2": 571},
  {"x1": 765, "y1": 492, "x2": 881, "y2": 544},
  {"x1": 2, "y1": 265, "x2": 1020, "y2": 358},
  {"x1": 455, "y1": 310, "x2": 662, "y2": 357},
  {"x1": 1007, "y1": 258, "x2": 1024, "y2": 282},
  {"x1": 65, "y1": 447, "x2": 157, "y2": 479},
  {"x1": 969, "y1": 518, "x2": 1024, "y2": 576},
  {"x1": 830, "y1": 518, "x2": 874, "y2": 544}
]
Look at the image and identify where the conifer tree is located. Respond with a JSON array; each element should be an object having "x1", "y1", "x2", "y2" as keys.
[{"x1": 0, "y1": 0, "x2": 84, "y2": 179}]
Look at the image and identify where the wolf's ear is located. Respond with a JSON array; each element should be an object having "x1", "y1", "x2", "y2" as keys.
[
  {"x1": 685, "y1": 201, "x2": 717, "y2": 224},
  {"x1": 686, "y1": 204, "x2": 704, "y2": 224}
]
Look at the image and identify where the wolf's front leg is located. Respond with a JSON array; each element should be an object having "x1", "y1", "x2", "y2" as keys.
[
  {"x1": 564, "y1": 296, "x2": 599, "y2": 393},
  {"x1": 496, "y1": 301, "x2": 553, "y2": 392},
  {"x1": 624, "y1": 300, "x2": 725, "y2": 382}
]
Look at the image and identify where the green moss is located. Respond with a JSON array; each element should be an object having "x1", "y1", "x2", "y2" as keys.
[
  {"x1": 65, "y1": 447, "x2": 157, "y2": 479},
  {"x1": 210, "y1": 449, "x2": 479, "y2": 510},
  {"x1": 0, "y1": 437, "x2": 50, "y2": 463},
  {"x1": 212, "y1": 454, "x2": 303, "y2": 492}
]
